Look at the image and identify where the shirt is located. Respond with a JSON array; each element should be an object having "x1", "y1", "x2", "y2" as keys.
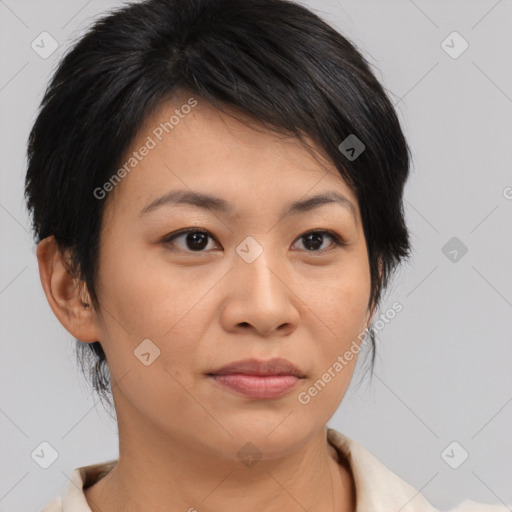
[{"x1": 40, "y1": 427, "x2": 510, "y2": 511}]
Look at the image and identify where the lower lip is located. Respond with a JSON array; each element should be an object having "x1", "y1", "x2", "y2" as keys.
[{"x1": 209, "y1": 374, "x2": 301, "y2": 399}]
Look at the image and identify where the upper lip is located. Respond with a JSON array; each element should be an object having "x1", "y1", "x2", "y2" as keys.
[{"x1": 208, "y1": 357, "x2": 305, "y2": 378}]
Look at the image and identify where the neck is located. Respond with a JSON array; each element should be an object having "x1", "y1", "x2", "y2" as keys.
[{"x1": 84, "y1": 403, "x2": 355, "y2": 512}]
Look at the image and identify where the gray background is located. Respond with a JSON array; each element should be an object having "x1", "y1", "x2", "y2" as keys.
[{"x1": 1, "y1": 0, "x2": 511, "y2": 511}]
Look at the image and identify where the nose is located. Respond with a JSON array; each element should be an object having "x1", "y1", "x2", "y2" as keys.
[{"x1": 219, "y1": 239, "x2": 300, "y2": 338}]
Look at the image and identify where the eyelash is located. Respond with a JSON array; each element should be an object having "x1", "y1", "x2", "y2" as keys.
[{"x1": 161, "y1": 228, "x2": 347, "y2": 254}]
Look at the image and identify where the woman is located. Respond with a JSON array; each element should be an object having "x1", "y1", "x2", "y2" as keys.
[{"x1": 24, "y1": 0, "x2": 509, "y2": 510}]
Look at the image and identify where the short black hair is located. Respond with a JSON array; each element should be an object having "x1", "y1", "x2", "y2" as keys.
[{"x1": 24, "y1": 0, "x2": 412, "y2": 412}]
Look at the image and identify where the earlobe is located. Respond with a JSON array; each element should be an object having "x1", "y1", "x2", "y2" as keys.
[{"x1": 36, "y1": 235, "x2": 101, "y2": 343}]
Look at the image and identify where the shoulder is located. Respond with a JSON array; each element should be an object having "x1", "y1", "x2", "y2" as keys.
[
  {"x1": 448, "y1": 499, "x2": 511, "y2": 512},
  {"x1": 38, "y1": 460, "x2": 117, "y2": 512},
  {"x1": 326, "y1": 428, "x2": 511, "y2": 512},
  {"x1": 39, "y1": 495, "x2": 62, "y2": 512}
]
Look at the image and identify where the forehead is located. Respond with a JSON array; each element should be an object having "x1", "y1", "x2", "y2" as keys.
[{"x1": 102, "y1": 93, "x2": 359, "y2": 222}]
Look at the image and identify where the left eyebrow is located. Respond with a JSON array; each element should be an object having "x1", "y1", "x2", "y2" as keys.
[{"x1": 138, "y1": 189, "x2": 356, "y2": 221}]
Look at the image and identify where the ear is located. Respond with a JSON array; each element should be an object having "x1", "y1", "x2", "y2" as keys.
[{"x1": 36, "y1": 235, "x2": 102, "y2": 343}]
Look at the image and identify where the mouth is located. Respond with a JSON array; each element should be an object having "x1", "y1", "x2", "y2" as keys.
[
  {"x1": 206, "y1": 358, "x2": 306, "y2": 399},
  {"x1": 207, "y1": 357, "x2": 306, "y2": 378}
]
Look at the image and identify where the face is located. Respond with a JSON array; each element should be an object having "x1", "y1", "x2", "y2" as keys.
[{"x1": 87, "y1": 91, "x2": 372, "y2": 460}]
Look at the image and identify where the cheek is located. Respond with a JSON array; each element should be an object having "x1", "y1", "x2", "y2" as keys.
[
  {"x1": 310, "y1": 260, "x2": 371, "y2": 338},
  {"x1": 295, "y1": 283, "x2": 369, "y2": 422},
  {"x1": 99, "y1": 235, "x2": 206, "y2": 329},
  {"x1": 95, "y1": 238, "x2": 209, "y2": 378},
  {"x1": 299, "y1": 265, "x2": 371, "y2": 409},
  {"x1": 94, "y1": 246, "x2": 210, "y2": 422}
]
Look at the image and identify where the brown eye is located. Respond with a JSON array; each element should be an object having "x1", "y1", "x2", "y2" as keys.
[
  {"x1": 292, "y1": 230, "x2": 346, "y2": 253},
  {"x1": 162, "y1": 229, "x2": 218, "y2": 252},
  {"x1": 162, "y1": 228, "x2": 346, "y2": 254}
]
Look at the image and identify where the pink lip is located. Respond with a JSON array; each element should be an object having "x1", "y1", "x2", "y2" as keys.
[
  {"x1": 207, "y1": 357, "x2": 305, "y2": 399},
  {"x1": 209, "y1": 374, "x2": 301, "y2": 399}
]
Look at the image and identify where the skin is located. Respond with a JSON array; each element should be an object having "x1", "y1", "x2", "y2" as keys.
[{"x1": 37, "y1": 91, "x2": 376, "y2": 512}]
